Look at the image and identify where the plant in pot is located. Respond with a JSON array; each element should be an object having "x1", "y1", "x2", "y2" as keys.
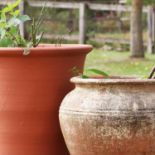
[
  {"x1": 59, "y1": 66, "x2": 155, "y2": 155},
  {"x1": 0, "y1": 1, "x2": 92, "y2": 155}
]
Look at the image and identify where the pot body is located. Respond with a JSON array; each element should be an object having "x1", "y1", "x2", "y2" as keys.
[
  {"x1": 59, "y1": 77, "x2": 155, "y2": 155},
  {"x1": 0, "y1": 44, "x2": 92, "y2": 155}
]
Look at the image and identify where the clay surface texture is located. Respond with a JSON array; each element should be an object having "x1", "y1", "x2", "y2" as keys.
[
  {"x1": 0, "y1": 45, "x2": 92, "y2": 155},
  {"x1": 59, "y1": 77, "x2": 155, "y2": 155}
]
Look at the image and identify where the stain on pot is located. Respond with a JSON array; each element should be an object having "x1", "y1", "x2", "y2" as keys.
[{"x1": 59, "y1": 77, "x2": 155, "y2": 155}]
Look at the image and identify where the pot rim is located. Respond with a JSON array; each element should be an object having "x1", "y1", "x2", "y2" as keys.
[
  {"x1": 0, "y1": 44, "x2": 92, "y2": 56},
  {"x1": 71, "y1": 76, "x2": 155, "y2": 84}
]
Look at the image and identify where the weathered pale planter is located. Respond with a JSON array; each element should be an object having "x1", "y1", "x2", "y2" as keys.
[{"x1": 59, "y1": 77, "x2": 155, "y2": 155}]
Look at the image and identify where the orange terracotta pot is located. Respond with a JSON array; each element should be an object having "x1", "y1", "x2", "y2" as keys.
[{"x1": 0, "y1": 44, "x2": 92, "y2": 155}]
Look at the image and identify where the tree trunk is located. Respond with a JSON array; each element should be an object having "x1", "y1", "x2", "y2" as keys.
[{"x1": 130, "y1": 0, "x2": 144, "y2": 58}]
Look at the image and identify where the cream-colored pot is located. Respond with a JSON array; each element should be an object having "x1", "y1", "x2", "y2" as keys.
[{"x1": 59, "y1": 77, "x2": 155, "y2": 155}]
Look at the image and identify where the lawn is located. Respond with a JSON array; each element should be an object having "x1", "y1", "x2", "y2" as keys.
[
  {"x1": 96, "y1": 31, "x2": 148, "y2": 42},
  {"x1": 85, "y1": 49, "x2": 155, "y2": 78}
]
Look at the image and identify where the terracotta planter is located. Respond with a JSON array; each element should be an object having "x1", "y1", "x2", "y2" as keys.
[
  {"x1": 0, "y1": 44, "x2": 92, "y2": 155},
  {"x1": 59, "y1": 77, "x2": 155, "y2": 155}
]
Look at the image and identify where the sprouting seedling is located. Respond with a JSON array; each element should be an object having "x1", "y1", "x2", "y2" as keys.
[{"x1": 31, "y1": 4, "x2": 46, "y2": 47}]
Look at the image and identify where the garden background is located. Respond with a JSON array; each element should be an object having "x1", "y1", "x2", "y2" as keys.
[{"x1": 1, "y1": 0, "x2": 155, "y2": 77}]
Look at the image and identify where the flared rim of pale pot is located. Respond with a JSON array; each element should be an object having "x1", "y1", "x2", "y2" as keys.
[
  {"x1": 0, "y1": 44, "x2": 92, "y2": 56},
  {"x1": 71, "y1": 76, "x2": 155, "y2": 85}
]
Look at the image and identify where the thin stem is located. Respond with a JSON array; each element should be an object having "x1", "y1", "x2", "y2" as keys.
[
  {"x1": 31, "y1": 18, "x2": 36, "y2": 46},
  {"x1": 35, "y1": 32, "x2": 44, "y2": 47},
  {"x1": 7, "y1": 32, "x2": 19, "y2": 46},
  {"x1": 37, "y1": 4, "x2": 45, "y2": 26},
  {"x1": 148, "y1": 66, "x2": 155, "y2": 79},
  {"x1": 30, "y1": 5, "x2": 45, "y2": 47}
]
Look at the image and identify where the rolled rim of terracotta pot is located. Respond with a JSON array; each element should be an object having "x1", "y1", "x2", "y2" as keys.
[
  {"x1": 71, "y1": 76, "x2": 155, "y2": 85},
  {"x1": 0, "y1": 44, "x2": 93, "y2": 56}
]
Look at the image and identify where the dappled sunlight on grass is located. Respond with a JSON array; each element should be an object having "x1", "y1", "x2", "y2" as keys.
[{"x1": 85, "y1": 49, "x2": 155, "y2": 77}]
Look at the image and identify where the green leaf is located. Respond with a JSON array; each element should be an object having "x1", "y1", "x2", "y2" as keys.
[
  {"x1": 0, "y1": 0, "x2": 43, "y2": 48},
  {"x1": 0, "y1": 21, "x2": 7, "y2": 29},
  {"x1": 9, "y1": 26, "x2": 18, "y2": 35},
  {"x1": 8, "y1": 17, "x2": 21, "y2": 26},
  {"x1": 0, "y1": 29, "x2": 6, "y2": 39},
  {"x1": 2, "y1": 5, "x2": 12, "y2": 13},
  {"x1": 0, "y1": 38, "x2": 14, "y2": 47},
  {"x1": 4, "y1": 0, "x2": 21, "y2": 13},
  {"x1": 1, "y1": 12, "x2": 6, "y2": 21},
  {"x1": 17, "y1": 15, "x2": 31, "y2": 22},
  {"x1": 81, "y1": 75, "x2": 89, "y2": 79},
  {"x1": 8, "y1": 16, "x2": 30, "y2": 27},
  {"x1": 11, "y1": 0, "x2": 21, "y2": 9},
  {"x1": 87, "y1": 69, "x2": 109, "y2": 77},
  {"x1": 10, "y1": 10, "x2": 20, "y2": 17}
]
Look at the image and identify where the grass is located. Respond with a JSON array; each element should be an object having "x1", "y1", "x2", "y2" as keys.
[
  {"x1": 96, "y1": 31, "x2": 148, "y2": 42},
  {"x1": 85, "y1": 49, "x2": 155, "y2": 78}
]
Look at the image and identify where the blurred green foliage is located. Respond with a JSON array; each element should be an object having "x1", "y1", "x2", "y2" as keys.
[
  {"x1": 39, "y1": 0, "x2": 117, "y2": 3},
  {"x1": 0, "y1": 0, "x2": 30, "y2": 47},
  {"x1": 127, "y1": 0, "x2": 155, "y2": 5},
  {"x1": 24, "y1": 0, "x2": 149, "y2": 47}
]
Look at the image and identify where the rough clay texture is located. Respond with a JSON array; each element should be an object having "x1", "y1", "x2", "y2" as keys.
[{"x1": 59, "y1": 80, "x2": 155, "y2": 155}]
